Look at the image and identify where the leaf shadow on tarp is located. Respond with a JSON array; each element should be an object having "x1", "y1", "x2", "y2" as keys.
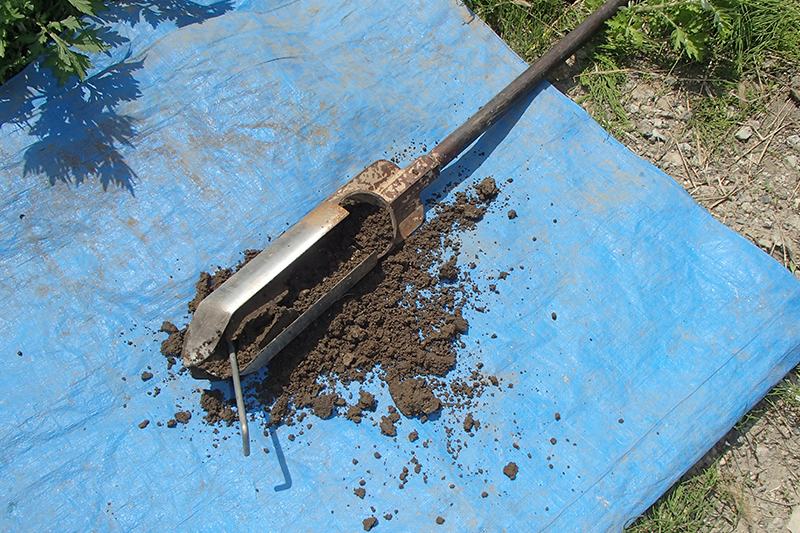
[{"x1": 0, "y1": 0, "x2": 234, "y2": 193}]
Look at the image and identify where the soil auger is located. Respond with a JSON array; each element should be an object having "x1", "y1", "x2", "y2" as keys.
[{"x1": 181, "y1": 0, "x2": 630, "y2": 455}]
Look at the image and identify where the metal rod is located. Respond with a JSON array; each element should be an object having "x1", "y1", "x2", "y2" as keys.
[
  {"x1": 228, "y1": 340, "x2": 251, "y2": 457},
  {"x1": 430, "y1": 0, "x2": 629, "y2": 169}
]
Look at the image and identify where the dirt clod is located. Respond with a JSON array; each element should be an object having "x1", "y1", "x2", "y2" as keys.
[
  {"x1": 363, "y1": 517, "x2": 378, "y2": 531},
  {"x1": 476, "y1": 177, "x2": 498, "y2": 201},
  {"x1": 463, "y1": 412, "x2": 477, "y2": 432},
  {"x1": 388, "y1": 377, "x2": 441, "y2": 418},
  {"x1": 138, "y1": 420, "x2": 149, "y2": 429},
  {"x1": 503, "y1": 462, "x2": 518, "y2": 480},
  {"x1": 200, "y1": 389, "x2": 236, "y2": 425},
  {"x1": 141, "y1": 371, "x2": 153, "y2": 381},
  {"x1": 175, "y1": 411, "x2": 191, "y2": 424},
  {"x1": 380, "y1": 416, "x2": 398, "y2": 437}
]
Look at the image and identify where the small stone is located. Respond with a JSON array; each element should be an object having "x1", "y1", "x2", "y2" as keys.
[
  {"x1": 481, "y1": 491, "x2": 489, "y2": 498},
  {"x1": 786, "y1": 155, "x2": 799, "y2": 169},
  {"x1": 141, "y1": 371, "x2": 153, "y2": 381},
  {"x1": 175, "y1": 411, "x2": 191, "y2": 424},
  {"x1": 363, "y1": 517, "x2": 378, "y2": 531},
  {"x1": 636, "y1": 119, "x2": 653, "y2": 138},
  {"x1": 650, "y1": 128, "x2": 667, "y2": 143},
  {"x1": 436, "y1": 516, "x2": 445, "y2": 525},
  {"x1": 354, "y1": 487, "x2": 366, "y2": 499},
  {"x1": 631, "y1": 84, "x2": 655, "y2": 101},
  {"x1": 166, "y1": 419, "x2": 177, "y2": 428},
  {"x1": 662, "y1": 151, "x2": 682, "y2": 168},
  {"x1": 138, "y1": 420, "x2": 149, "y2": 429},
  {"x1": 735, "y1": 126, "x2": 753, "y2": 141},
  {"x1": 554, "y1": 412, "x2": 561, "y2": 421},
  {"x1": 507, "y1": 210, "x2": 517, "y2": 220}
]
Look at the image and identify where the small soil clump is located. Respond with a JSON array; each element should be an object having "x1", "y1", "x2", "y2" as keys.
[
  {"x1": 463, "y1": 412, "x2": 477, "y2": 432},
  {"x1": 311, "y1": 394, "x2": 336, "y2": 419},
  {"x1": 503, "y1": 462, "x2": 519, "y2": 480},
  {"x1": 363, "y1": 517, "x2": 378, "y2": 531},
  {"x1": 200, "y1": 389, "x2": 237, "y2": 425},
  {"x1": 388, "y1": 377, "x2": 441, "y2": 417}
]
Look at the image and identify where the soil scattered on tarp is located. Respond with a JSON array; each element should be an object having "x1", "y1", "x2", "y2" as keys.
[{"x1": 161, "y1": 178, "x2": 518, "y2": 473}]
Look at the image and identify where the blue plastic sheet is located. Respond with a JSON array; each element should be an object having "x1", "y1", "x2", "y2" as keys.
[{"x1": 1, "y1": 0, "x2": 799, "y2": 531}]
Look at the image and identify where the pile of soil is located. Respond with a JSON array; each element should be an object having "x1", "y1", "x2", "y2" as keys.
[
  {"x1": 164, "y1": 177, "x2": 504, "y2": 431},
  {"x1": 186, "y1": 201, "x2": 394, "y2": 378},
  {"x1": 249, "y1": 178, "x2": 500, "y2": 426}
]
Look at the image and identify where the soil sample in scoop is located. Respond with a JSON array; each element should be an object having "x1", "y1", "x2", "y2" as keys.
[{"x1": 187, "y1": 201, "x2": 393, "y2": 379}]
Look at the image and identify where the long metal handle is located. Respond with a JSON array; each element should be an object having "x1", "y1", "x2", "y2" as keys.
[{"x1": 430, "y1": 0, "x2": 629, "y2": 169}]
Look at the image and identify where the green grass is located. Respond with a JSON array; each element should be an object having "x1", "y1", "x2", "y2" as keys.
[
  {"x1": 626, "y1": 461, "x2": 739, "y2": 533},
  {"x1": 465, "y1": 0, "x2": 800, "y2": 146},
  {"x1": 735, "y1": 367, "x2": 800, "y2": 430}
]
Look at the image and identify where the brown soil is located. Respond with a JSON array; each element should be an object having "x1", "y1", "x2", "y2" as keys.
[
  {"x1": 167, "y1": 178, "x2": 505, "y2": 458},
  {"x1": 199, "y1": 389, "x2": 236, "y2": 425},
  {"x1": 234, "y1": 178, "x2": 501, "y2": 427},
  {"x1": 190, "y1": 201, "x2": 393, "y2": 378},
  {"x1": 363, "y1": 517, "x2": 378, "y2": 531},
  {"x1": 503, "y1": 462, "x2": 518, "y2": 480}
]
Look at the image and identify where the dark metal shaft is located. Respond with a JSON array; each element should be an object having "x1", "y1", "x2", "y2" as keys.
[{"x1": 430, "y1": 0, "x2": 629, "y2": 169}]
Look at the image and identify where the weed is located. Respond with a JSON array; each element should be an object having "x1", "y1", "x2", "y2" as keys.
[
  {"x1": 1, "y1": 0, "x2": 109, "y2": 85},
  {"x1": 626, "y1": 461, "x2": 738, "y2": 533}
]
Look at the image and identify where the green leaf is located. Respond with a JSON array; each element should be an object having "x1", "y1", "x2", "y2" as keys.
[{"x1": 66, "y1": 0, "x2": 97, "y2": 15}]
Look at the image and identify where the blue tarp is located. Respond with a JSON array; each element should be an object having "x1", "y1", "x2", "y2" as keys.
[{"x1": 1, "y1": 0, "x2": 799, "y2": 531}]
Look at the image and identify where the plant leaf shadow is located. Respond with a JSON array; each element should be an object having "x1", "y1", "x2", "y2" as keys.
[{"x1": 0, "y1": 0, "x2": 235, "y2": 193}]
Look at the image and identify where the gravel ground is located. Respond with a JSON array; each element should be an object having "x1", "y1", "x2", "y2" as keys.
[{"x1": 563, "y1": 68, "x2": 800, "y2": 532}]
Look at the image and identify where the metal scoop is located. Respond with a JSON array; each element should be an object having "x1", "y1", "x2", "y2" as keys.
[{"x1": 181, "y1": 0, "x2": 629, "y2": 452}]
